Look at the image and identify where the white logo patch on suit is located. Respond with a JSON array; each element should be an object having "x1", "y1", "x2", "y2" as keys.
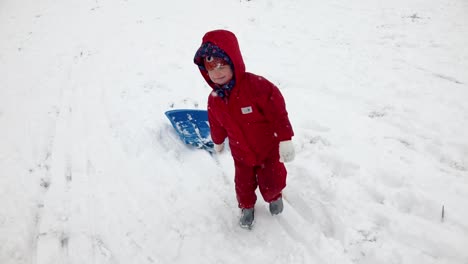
[{"x1": 241, "y1": 106, "x2": 253, "y2": 114}]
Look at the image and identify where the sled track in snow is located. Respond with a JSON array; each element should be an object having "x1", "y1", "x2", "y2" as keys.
[
  {"x1": 274, "y1": 199, "x2": 327, "y2": 263},
  {"x1": 283, "y1": 192, "x2": 336, "y2": 238},
  {"x1": 30, "y1": 98, "x2": 61, "y2": 264}
]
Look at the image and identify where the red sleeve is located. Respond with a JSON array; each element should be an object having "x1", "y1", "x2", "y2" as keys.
[
  {"x1": 254, "y1": 77, "x2": 294, "y2": 142},
  {"x1": 207, "y1": 96, "x2": 227, "y2": 144}
]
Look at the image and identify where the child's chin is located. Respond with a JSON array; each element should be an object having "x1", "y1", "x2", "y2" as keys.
[{"x1": 218, "y1": 78, "x2": 233, "y2": 85}]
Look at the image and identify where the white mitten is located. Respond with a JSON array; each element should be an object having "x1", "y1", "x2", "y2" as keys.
[
  {"x1": 279, "y1": 140, "x2": 295, "y2": 163},
  {"x1": 214, "y1": 143, "x2": 225, "y2": 153}
]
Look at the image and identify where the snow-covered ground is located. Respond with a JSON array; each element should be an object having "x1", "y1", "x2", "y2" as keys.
[{"x1": 1, "y1": 0, "x2": 467, "y2": 263}]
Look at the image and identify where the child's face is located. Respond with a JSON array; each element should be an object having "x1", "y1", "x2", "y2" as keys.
[{"x1": 207, "y1": 65, "x2": 233, "y2": 85}]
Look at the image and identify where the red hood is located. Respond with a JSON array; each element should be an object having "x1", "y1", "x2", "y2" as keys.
[{"x1": 195, "y1": 30, "x2": 246, "y2": 89}]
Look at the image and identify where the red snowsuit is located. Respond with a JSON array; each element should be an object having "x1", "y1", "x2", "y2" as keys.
[{"x1": 194, "y1": 30, "x2": 294, "y2": 209}]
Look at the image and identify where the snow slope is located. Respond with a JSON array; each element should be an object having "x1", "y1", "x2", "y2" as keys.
[{"x1": 1, "y1": 0, "x2": 467, "y2": 263}]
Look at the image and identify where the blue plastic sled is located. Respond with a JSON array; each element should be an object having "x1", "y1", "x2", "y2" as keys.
[{"x1": 165, "y1": 109, "x2": 214, "y2": 152}]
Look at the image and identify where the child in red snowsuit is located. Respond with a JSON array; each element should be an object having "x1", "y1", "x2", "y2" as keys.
[{"x1": 194, "y1": 30, "x2": 295, "y2": 229}]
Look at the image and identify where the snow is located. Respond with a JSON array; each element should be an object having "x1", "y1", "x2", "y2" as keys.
[{"x1": 1, "y1": 0, "x2": 467, "y2": 263}]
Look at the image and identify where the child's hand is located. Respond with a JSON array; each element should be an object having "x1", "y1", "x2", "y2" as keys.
[
  {"x1": 214, "y1": 143, "x2": 225, "y2": 153},
  {"x1": 279, "y1": 140, "x2": 295, "y2": 163}
]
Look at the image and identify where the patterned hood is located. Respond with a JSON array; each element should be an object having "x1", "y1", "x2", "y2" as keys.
[{"x1": 193, "y1": 30, "x2": 246, "y2": 98}]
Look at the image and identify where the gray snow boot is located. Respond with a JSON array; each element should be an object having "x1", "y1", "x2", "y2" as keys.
[
  {"x1": 239, "y1": 208, "x2": 255, "y2": 230},
  {"x1": 269, "y1": 196, "x2": 283, "y2": 215}
]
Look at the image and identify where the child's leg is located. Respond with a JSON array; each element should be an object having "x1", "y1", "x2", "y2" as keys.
[
  {"x1": 234, "y1": 159, "x2": 258, "y2": 209},
  {"x1": 257, "y1": 156, "x2": 287, "y2": 203}
]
